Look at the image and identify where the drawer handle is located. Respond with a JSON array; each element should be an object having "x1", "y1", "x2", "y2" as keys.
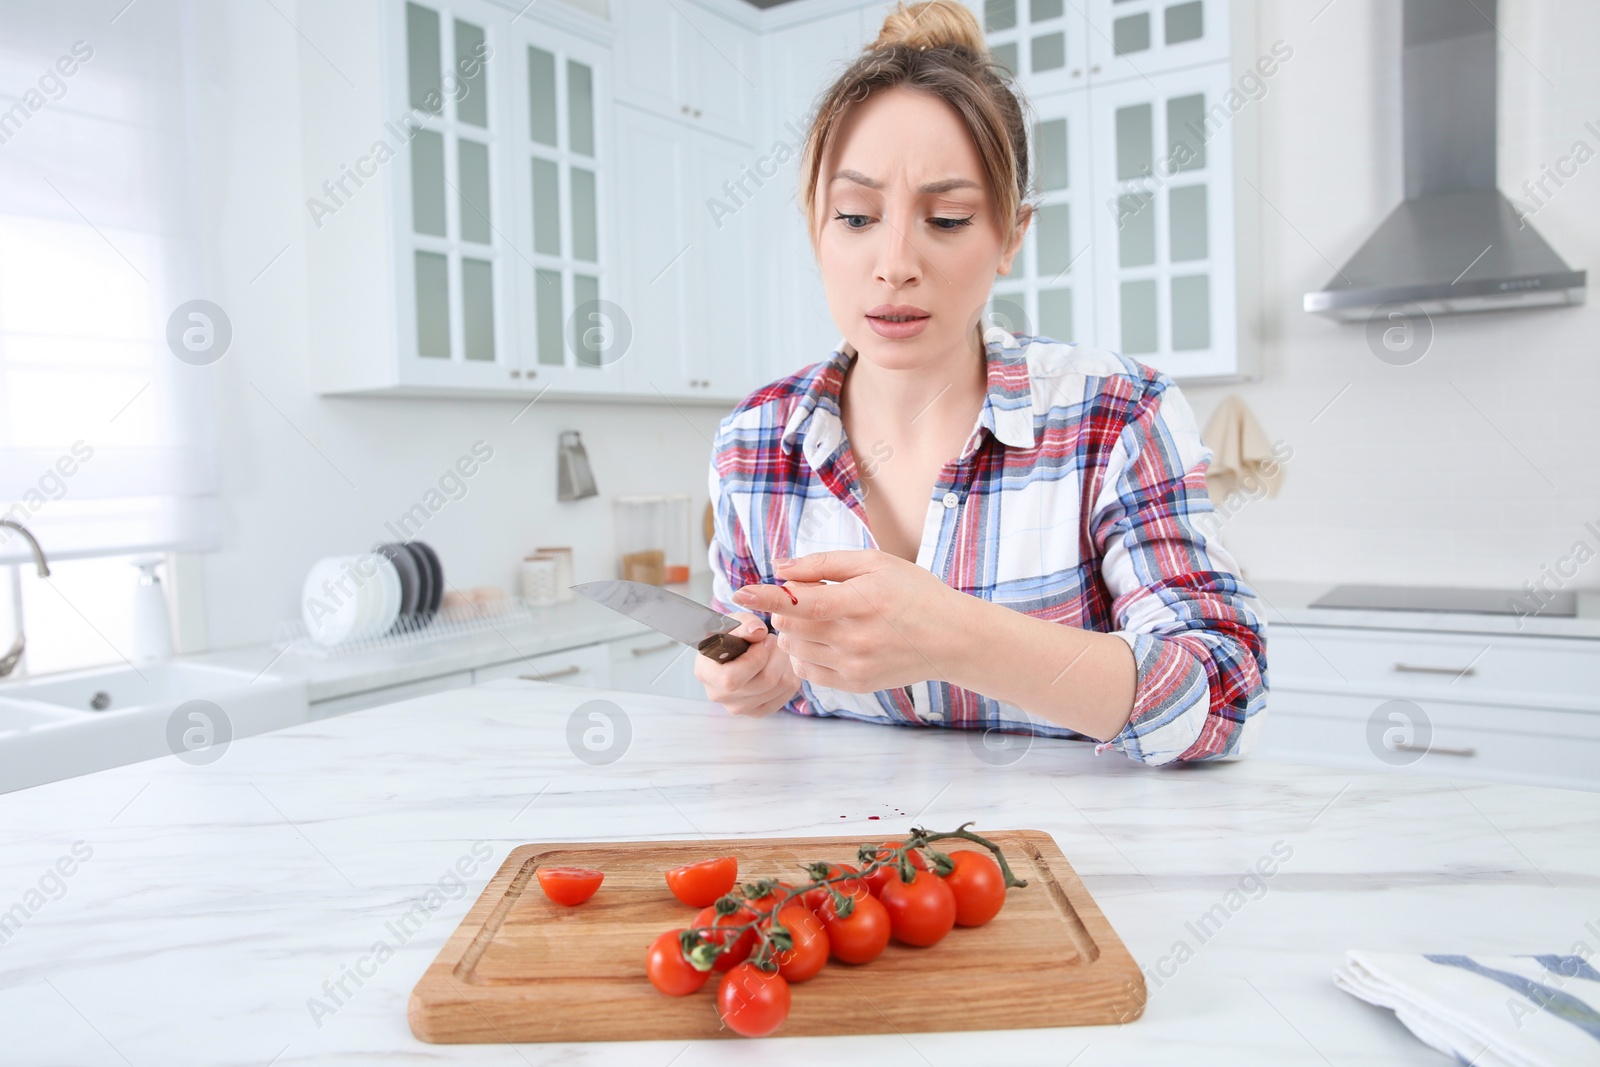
[
  {"x1": 519, "y1": 665, "x2": 582, "y2": 681},
  {"x1": 631, "y1": 640, "x2": 678, "y2": 656},
  {"x1": 1393, "y1": 662, "x2": 1477, "y2": 678},
  {"x1": 1391, "y1": 741, "x2": 1478, "y2": 758}
]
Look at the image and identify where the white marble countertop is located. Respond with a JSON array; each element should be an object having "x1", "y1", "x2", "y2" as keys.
[
  {"x1": 183, "y1": 572, "x2": 1598, "y2": 712},
  {"x1": 2, "y1": 678, "x2": 1596, "y2": 1066},
  {"x1": 186, "y1": 574, "x2": 718, "y2": 703}
]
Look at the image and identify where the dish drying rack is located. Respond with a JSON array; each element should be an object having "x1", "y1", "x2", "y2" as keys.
[{"x1": 273, "y1": 597, "x2": 542, "y2": 658}]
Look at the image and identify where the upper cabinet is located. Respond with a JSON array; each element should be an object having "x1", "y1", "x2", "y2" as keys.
[
  {"x1": 982, "y1": 0, "x2": 1260, "y2": 380},
  {"x1": 300, "y1": 0, "x2": 1256, "y2": 404},
  {"x1": 981, "y1": 0, "x2": 1091, "y2": 96},
  {"x1": 611, "y1": 0, "x2": 760, "y2": 146},
  {"x1": 302, "y1": 0, "x2": 622, "y2": 399},
  {"x1": 1083, "y1": 0, "x2": 1230, "y2": 82},
  {"x1": 303, "y1": 0, "x2": 772, "y2": 404}
]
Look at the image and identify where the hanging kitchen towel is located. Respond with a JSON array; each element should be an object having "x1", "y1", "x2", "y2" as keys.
[
  {"x1": 1201, "y1": 394, "x2": 1284, "y2": 506},
  {"x1": 1333, "y1": 949, "x2": 1600, "y2": 1067}
]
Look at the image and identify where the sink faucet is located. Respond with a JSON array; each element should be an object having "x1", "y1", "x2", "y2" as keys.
[{"x1": 0, "y1": 520, "x2": 50, "y2": 678}]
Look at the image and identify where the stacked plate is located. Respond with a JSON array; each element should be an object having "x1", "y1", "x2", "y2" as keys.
[{"x1": 300, "y1": 542, "x2": 445, "y2": 647}]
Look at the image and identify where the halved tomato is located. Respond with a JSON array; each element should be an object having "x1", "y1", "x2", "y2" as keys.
[
  {"x1": 664, "y1": 855, "x2": 737, "y2": 908},
  {"x1": 536, "y1": 866, "x2": 604, "y2": 906}
]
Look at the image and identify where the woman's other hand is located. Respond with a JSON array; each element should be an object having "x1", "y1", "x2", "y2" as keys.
[
  {"x1": 694, "y1": 611, "x2": 802, "y2": 717},
  {"x1": 730, "y1": 551, "x2": 962, "y2": 694}
]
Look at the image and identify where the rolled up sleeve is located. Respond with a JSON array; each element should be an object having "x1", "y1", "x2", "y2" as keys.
[{"x1": 1089, "y1": 383, "x2": 1268, "y2": 765}]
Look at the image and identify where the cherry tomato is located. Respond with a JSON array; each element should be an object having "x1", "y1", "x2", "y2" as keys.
[
  {"x1": 772, "y1": 904, "x2": 829, "y2": 983},
  {"x1": 664, "y1": 856, "x2": 737, "y2": 908},
  {"x1": 717, "y1": 962, "x2": 791, "y2": 1038},
  {"x1": 943, "y1": 849, "x2": 1007, "y2": 927},
  {"x1": 801, "y1": 863, "x2": 869, "y2": 916},
  {"x1": 645, "y1": 928, "x2": 710, "y2": 996},
  {"x1": 744, "y1": 880, "x2": 795, "y2": 917},
  {"x1": 879, "y1": 867, "x2": 957, "y2": 946},
  {"x1": 863, "y1": 842, "x2": 929, "y2": 897},
  {"x1": 818, "y1": 889, "x2": 891, "y2": 964},
  {"x1": 536, "y1": 866, "x2": 603, "y2": 906},
  {"x1": 693, "y1": 903, "x2": 757, "y2": 972}
]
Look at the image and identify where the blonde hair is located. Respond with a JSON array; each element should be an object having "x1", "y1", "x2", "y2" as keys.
[{"x1": 798, "y1": 0, "x2": 1033, "y2": 255}]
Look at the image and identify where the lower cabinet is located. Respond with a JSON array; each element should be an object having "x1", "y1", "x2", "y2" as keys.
[
  {"x1": 1257, "y1": 624, "x2": 1600, "y2": 792},
  {"x1": 472, "y1": 644, "x2": 610, "y2": 688},
  {"x1": 608, "y1": 630, "x2": 707, "y2": 701},
  {"x1": 311, "y1": 670, "x2": 476, "y2": 719},
  {"x1": 307, "y1": 632, "x2": 712, "y2": 720}
]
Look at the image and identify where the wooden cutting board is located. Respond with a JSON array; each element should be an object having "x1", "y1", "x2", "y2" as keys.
[{"x1": 408, "y1": 829, "x2": 1145, "y2": 1043}]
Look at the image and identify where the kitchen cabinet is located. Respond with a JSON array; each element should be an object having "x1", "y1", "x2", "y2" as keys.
[
  {"x1": 608, "y1": 630, "x2": 707, "y2": 701},
  {"x1": 1083, "y1": 0, "x2": 1230, "y2": 83},
  {"x1": 980, "y1": 0, "x2": 1091, "y2": 95},
  {"x1": 471, "y1": 642, "x2": 610, "y2": 687},
  {"x1": 990, "y1": 87, "x2": 1094, "y2": 347},
  {"x1": 611, "y1": 105, "x2": 762, "y2": 401},
  {"x1": 611, "y1": 0, "x2": 760, "y2": 147},
  {"x1": 301, "y1": 0, "x2": 623, "y2": 399},
  {"x1": 1085, "y1": 63, "x2": 1240, "y2": 378},
  {"x1": 755, "y1": 5, "x2": 874, "y2": 383},
  {"x1": 309, "y1": 668, "x2": 475, "y2": 719},
  {"x1": 1258, "y1": 624, "x2": 1600, "y2": 791},
  {"x1": 982, "y1": 0, "x2": 1259, "y2": 380}
]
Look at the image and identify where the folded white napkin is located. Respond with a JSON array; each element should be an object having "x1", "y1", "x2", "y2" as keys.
[{"x1": 1334, "y1": 950, "x2": 1600, "y2": 1067}]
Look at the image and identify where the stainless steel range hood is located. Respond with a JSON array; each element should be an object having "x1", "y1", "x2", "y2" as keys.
[{"x1": 1304, "y1": 0, "x2": 1586, "y2": 321}]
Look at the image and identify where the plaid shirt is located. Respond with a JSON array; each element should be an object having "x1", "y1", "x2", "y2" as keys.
[{"x1": 706, "y1": 326, "x2": 1267, "y2": 765}]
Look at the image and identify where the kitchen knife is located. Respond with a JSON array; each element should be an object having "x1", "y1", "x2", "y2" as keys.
[{"x1": 570, "y1": 580, "x2": 760, "y2": 663}]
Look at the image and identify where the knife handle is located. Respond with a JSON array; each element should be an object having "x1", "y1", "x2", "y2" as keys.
[{"x1": 697, "y1": 631, "x2": 751, "y2": 663}]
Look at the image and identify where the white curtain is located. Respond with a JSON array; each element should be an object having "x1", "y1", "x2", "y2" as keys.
[{"x1": 0, "y1": 0, "x2": 220, "y2": 565}]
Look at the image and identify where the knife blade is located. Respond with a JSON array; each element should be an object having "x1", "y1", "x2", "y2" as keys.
[{"x1": 570, "y1": 580, "x2": 756, "y2": 663}]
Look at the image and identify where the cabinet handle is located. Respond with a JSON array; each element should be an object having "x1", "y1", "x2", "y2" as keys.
[
  {"x1": 1390, "y1": 741, "x2": 1478, "y2": 758},
  {"x1": 1091, "y1": 64, "x2": 1101, "y2": 73},
  {"x1": 1072, "y1": 68, "x2": 1082, "y2": 77},
  {"x1": 694, "y1": 108, "x2": 702, "y2": 118},
  {"x1": 510, "y1": 369, "x2": 521, "y2": 378},
  {"x1": 519, "y1": 665, "x2": 582, "y2": 681},
  {"x1": 681, "y1": 104, "x2": 690, "y2": 114},
  {"x1": 631, "y1": 639, "x2": 678, "y2": 656},
  {"x1": 1394, "y1": 662, "x2": 1477, "y2": 677}
]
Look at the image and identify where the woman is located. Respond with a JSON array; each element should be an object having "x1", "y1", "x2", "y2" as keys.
[{"x1": 694, "y1": 0, "x2": 1266, "y2": 766}]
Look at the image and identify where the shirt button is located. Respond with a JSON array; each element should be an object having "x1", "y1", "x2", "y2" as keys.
[{"x1": 942, "y1": 491, "x2": 959, "y2": 509}]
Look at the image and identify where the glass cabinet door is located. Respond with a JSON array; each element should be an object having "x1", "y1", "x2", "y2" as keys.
[
  {"x1": 989, "y1": 87, "x2": 1095, "y2": 353},
  {"x1": 1088, "y1": 63, "x2": 1236, "y2": 378},
  {"x1": 1085, "y1": 0, "x2": 1230, "y2": 85},
  {"x1": 512, "y1": 25, "x2": 618, "y2": 393},
  {"x1": 982, "y1": 0, "x2": 1091, "y2": 97},
  {"x1": 400, "y1": 1, "x2": 510, "y2": 387}
]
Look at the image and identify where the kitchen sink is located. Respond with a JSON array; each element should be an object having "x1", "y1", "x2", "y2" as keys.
[{"x1": 0, "y1": 661, "x2": 309, "y2": 792}]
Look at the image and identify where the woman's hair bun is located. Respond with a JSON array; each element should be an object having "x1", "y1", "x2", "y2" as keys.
[{"x1": 870, "y1": 0, "x2": 990, "y2": 58}]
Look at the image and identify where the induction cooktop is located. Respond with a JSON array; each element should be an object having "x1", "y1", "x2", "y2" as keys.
[{"x1": 1308, "y1": 584, "x2": 1576, "y2": 617}]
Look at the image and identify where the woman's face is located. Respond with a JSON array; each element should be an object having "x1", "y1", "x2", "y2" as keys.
[{"x1": 815, "y1": 85, "x2": 1028, "y2": 372}]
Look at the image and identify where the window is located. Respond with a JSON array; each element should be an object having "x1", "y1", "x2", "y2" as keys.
[{"x1": 0, "y1": 0, "x2": 218, "y2": 674}]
